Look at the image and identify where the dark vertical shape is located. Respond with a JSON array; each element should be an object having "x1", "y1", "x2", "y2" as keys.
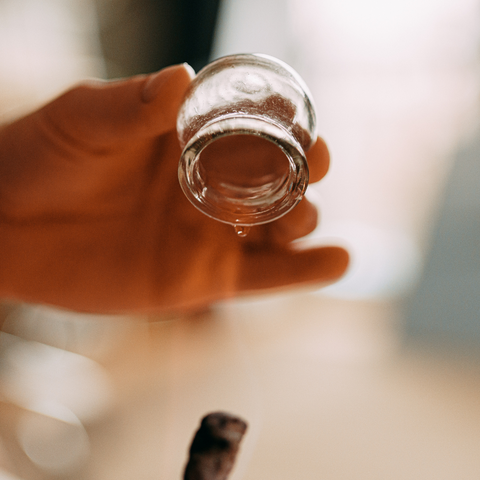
[
  {"x1": 183, "y1": 412, "x2": 248, "y2": 480},
  {"x1": 94, "y1": 0, "x2": 222, "y2": 78},
  {"x1": 176, "y1": 0, "x2": 223, "y2": 71}
]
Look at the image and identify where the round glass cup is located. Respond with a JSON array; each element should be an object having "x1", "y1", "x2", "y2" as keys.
[{"x1": 177, "y1": 54, "x2": 317, "y2": 232}]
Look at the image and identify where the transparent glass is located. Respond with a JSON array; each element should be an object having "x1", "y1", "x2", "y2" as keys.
[{"x1": 177, "y1": 54, "x2": 317, "y2": 233}]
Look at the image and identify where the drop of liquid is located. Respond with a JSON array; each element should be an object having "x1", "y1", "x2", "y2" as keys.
[{"x1": 234, "y1": 225, "x2": 251, "y2": 237}]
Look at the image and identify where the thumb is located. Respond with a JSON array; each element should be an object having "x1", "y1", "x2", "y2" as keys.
[
  {"x1": 39, "y1": 63, "x2": 195, "y2": 146},
  {"x1": 237, "y1": 246, "x2": 349, "y2": 294}
]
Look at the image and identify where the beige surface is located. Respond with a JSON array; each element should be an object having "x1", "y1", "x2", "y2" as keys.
[
  {"x1": 3, "y1": 294, "x2": 478, "y2": 480},
  {"x1": 100, "y1": 295, "x2": 480, "y2": 480}
]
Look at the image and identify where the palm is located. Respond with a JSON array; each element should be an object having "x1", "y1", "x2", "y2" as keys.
[{"x1": 0, "y1": 65, "x2": 348, "y2": 314}]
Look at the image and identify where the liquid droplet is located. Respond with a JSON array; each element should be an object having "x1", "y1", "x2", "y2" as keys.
[{"x1": 234, "y1": 225, "x2": 250, "y2": 237}]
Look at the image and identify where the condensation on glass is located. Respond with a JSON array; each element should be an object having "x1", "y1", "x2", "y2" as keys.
[{"x1": 177, "y1": 54, "x2": 317, "y2": 234}]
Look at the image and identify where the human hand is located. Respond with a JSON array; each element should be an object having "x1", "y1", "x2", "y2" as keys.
[{"x1": 0, "y1": 64, "x2": 348, "y2": 314}]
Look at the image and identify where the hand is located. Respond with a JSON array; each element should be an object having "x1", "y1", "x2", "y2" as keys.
[{"x1": 0, "y1": 64, "x2": 348, "y2": 314}]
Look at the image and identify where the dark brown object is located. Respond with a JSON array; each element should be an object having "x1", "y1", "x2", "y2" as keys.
[{"x1": 183, "y1": 412, "x2": 248, "y2": 480}]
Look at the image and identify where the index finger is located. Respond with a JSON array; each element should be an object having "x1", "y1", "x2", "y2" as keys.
[
  {"x1": 38, "y1": 64, "x2": 193, "y2": 146},
  {"x1": 306, "y1": 136, "x2": 330, "y2": 183}
]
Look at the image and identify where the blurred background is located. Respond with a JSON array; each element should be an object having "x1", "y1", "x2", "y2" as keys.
[{"x1": 1, "y1": 0, "x2": 480, "y2": 478}]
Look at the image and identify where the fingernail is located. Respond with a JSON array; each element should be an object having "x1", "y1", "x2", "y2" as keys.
[
  {"x1": 182, "y1": 62, "x2": 196, "y2": 80},
  {"x1": 142, "y1": 63, "x2": 196, "y2": 103}
]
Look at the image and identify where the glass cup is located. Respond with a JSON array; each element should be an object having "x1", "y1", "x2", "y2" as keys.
[{"x1": 177, "y1": 54, "x2": 317, "y2": 235}]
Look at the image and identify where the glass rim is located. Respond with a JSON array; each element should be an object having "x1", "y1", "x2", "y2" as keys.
[{"x1": 178, "y1": 115, "x2": 309, "y2": 226}]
